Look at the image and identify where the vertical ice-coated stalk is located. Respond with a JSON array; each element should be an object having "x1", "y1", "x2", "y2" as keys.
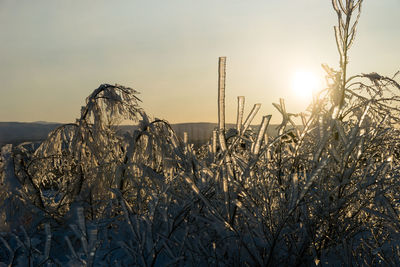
[
  {"x1": 236, "y1": 96, "x2": 245, "y2": 132},
  {"x1": 217, "y1": 57, "x2": 231, "y2": 220},
  {"x1": 183, "y1": 132, "x2": 188, "y2": 145},
  {"x1": 253, "y1": 115, "x2": 271, "y2": 155},
  {"x1": 241, "y1": 103, "x2": 261, "y2": 135},
  {"x1": 218, "y1": 57, "x2": 228, "y2": 152},
  {"x1": 212, "y1": 130, "x2": 217, "y2": 155}
]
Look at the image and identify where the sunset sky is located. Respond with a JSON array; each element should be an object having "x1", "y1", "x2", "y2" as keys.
[{"x1": 0, "y1": 0, "x2": 399, "y2": 124}]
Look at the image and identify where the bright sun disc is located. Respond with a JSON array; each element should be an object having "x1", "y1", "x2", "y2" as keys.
[{"x1": 292, "y1": 71, "x2": 319, "y2": 99}]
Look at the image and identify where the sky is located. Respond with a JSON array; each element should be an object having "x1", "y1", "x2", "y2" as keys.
[{"x1": 0, "y1": 0, "x2": 399, "y2": 124}]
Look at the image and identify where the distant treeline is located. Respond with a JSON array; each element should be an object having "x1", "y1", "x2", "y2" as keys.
[{"x1": 0, "y1": 122, "x2": 281, "y2": 148}]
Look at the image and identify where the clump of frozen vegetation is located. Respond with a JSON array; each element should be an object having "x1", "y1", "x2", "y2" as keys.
[{"x1": 1, "y1": 0, "x2": 400, "y2": 265}]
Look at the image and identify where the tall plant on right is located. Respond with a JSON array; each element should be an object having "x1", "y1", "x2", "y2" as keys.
[
  {"x1": 219, "y1": 0, "x2": 400, "y2": 264},
  {"x1": 299, "y1": 0, "x2": 400, "y2": 263}
]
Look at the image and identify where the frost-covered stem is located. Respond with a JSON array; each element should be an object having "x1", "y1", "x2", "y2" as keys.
[
  {"x1": 77, "y1": 207, "x2": 88, "y2": 255},
  {"x1": 236, "y1": 96, "x2": 245, "y2": 132},
  {"x1": 241, "y1": 104, "x2": 261, "y2": 135},
  {"x1": 253, "y1": 115, "x2": 271, "y2": 155},
  {"x1": 218, "y1": 57, "x2": 228, "y2": 152},
  {"x1": 338, "y1": 11, "x2": 351, "y2": 108},
  {"x1": 72, "y1": 165, "x2": 85, "y2": 201},
  {"x1": 183, "y1": 132, "x2": 188, "y2": 146},
  {"x1": 212, "y1": 130, "x2": 217, "y2": 155},
  {"x1": 87, "y1": 228, "x2": 99, "y2": 267},
  {"x1": 1, "y1": 145, "x2": 22, "y2": 194},
  {"x1": 217, "y1": 57, "x2": 233, "y2": 220},
  {"x1": 332, "y1": 0, "x2": 363, "y2": 107}
]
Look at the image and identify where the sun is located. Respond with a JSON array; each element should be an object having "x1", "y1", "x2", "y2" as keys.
[{"x1": 291, "y1": 70, "x2": 319, "y2": 99}]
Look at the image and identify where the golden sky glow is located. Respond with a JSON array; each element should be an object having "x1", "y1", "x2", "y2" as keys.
[
  {"x1": 0, "y1": 0, "x2": 399, "y2": 124},
  {"x1": 291, "y1": 70, "x2": 321, "y2": 101}
]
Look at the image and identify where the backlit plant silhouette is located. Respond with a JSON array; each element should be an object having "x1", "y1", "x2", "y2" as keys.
[{"x1": 1, "y1": 0, "x2": 400, "y2": 265}]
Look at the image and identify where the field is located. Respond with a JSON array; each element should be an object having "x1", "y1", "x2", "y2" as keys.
[{"x1": 1, "y1": 0, "x2": 400, "y2": 266}]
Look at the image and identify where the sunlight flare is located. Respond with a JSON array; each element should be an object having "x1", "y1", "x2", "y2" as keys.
[{"x1": 291, "y1": 70, "x2": 320, "y2": 100}]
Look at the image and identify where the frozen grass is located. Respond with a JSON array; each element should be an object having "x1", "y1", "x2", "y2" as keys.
[{"x1": 2, "y1": 0, "x2": 400, "y2": 265}]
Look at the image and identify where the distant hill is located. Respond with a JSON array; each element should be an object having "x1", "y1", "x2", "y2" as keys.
[
  {"x1": 0, "y1": 122, "x2": 62, "y2": 148},
  {"x1": 170, "y1": 123, "x2": 280, "y2": 146},
  {"x1": 0, "y1": 122, "x2": 281, "y2": 148}
]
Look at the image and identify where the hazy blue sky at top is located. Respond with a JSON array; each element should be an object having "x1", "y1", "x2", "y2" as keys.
[{"x1": 0, "y1": 0, "x2": 399, "y2": 124}]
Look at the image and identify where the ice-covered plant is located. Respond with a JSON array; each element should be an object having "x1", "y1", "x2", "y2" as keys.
[{"x1": 1, "y1": 0, "x2": 400, "y2": 265}]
